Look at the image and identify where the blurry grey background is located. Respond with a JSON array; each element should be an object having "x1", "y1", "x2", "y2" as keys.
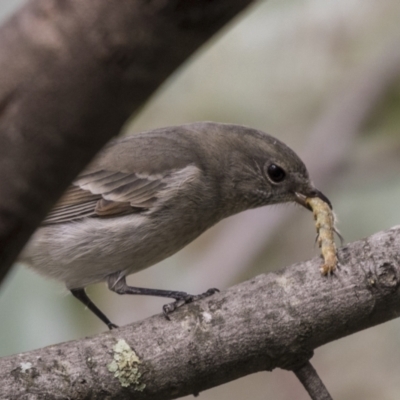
[{"x1": 1, "y1": 0, "x2": 400, "y2": 399}]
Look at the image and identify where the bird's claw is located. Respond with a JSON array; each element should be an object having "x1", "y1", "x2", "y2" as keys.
[{"x1": 162, "y1": 288, "x2": 219, "y2": 319}]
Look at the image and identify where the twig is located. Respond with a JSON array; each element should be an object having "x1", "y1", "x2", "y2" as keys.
[{"x1": 294, "y1": 361, "x2": 333, "y2": 400}]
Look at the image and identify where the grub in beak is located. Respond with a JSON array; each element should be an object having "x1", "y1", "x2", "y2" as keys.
[{"x1": 295, "y1": 189, "x2": 332, "y2": 210}]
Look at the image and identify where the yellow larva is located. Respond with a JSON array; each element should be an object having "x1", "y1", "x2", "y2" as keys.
[{"x1": 306, "y1": 197, "x2": 338, "y2": 275}]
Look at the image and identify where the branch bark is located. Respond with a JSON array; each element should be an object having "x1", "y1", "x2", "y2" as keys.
[
  {"x1": 2, "y1": 226, "x2": 400, "y2": 399},
  {"x1": 0, "y1": 0, "x2": 254, "y2": 283},
  {"x1": 294, "y1": 362, "x2": 333, "y2": 400}
]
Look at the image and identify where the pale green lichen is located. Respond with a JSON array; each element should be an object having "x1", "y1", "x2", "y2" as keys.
[
  {"x1": 107, "y1": 339, "x2": 146, "y2": 391},
  {"x1": 20, "y1": 362, "x2": 32, "y2": 373}
]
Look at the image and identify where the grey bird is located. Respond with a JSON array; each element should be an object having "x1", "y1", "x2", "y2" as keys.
[{"x1": 20, "y1": 122, "x2": 331, "y2": 329}]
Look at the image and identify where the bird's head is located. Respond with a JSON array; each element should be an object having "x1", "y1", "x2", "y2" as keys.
[{"x1": 213, "y1": 124, "x2": 331, "y2": 214}]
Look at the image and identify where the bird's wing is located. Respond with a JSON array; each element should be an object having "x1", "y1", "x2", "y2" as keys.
[
  {"x1": 42, "y1": 127, "x2": 207, "y2": 226},
  {"x1": 43, "y1": 169, "x2": 169, "y2": 225}
]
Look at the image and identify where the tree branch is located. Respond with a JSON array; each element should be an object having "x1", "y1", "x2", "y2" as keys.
[
  {"x1": 2, "y1": 226, "x2": 400, "y2": 399},
  {"x1": 0, "y1": 0, "x2": 254, "y2": 283}
]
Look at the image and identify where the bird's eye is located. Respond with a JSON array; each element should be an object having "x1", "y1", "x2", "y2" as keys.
[{"x1": 266, "y1": 164, "x2": 286, "y2": 183}]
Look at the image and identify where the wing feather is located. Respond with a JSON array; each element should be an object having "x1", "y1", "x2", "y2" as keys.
[
  {"x1": 41, "y1": 126, "x2": 202, "y2": 228},
  {"x1": 45, "y1": 200, "x2": 99, "y2": 224},
  {"x1": 42, "y1": 170, "x2": 167, "y2": 225}
]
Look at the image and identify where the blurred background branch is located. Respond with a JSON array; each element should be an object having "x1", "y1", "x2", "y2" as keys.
[{"x1": 0, "y1": 0, "x2": 254, "y2": 282}]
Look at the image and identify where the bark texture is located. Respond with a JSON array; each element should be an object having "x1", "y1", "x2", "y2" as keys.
[
  {"x1": 294, "y1": 362, "x2": 333, "y2": 400},
  {"x1": 1, "y1": 226, "x2": 400, "y2": 399},
  {"x1": 0, "y1": 0, "x2": 254, "y2": 282}
]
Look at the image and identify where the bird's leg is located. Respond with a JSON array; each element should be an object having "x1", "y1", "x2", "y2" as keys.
[
  {"x1": 108, "y1": 273, "x2": 219, "y2": 319},
  {"x1": 70, "y1": 288, "x2": 118, "y2": 330}
]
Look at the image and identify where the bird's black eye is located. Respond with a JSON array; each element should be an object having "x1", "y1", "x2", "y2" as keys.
[{"x1": 267, "y1": 164, "x2": 286, "y2": 183}]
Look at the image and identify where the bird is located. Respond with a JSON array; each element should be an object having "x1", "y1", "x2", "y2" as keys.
[{"x1": 20, "y1": 122, "x2": 331, "y2": 329}]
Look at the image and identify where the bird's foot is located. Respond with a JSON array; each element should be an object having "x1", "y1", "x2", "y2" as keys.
[{"x1": 162, "y1": 288, "x2": 219, "y2": 319}]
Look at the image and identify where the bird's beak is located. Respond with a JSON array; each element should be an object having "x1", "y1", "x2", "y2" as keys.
[{"x1": 294, "y1": 189, "x2": 332, "y2": 211}]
